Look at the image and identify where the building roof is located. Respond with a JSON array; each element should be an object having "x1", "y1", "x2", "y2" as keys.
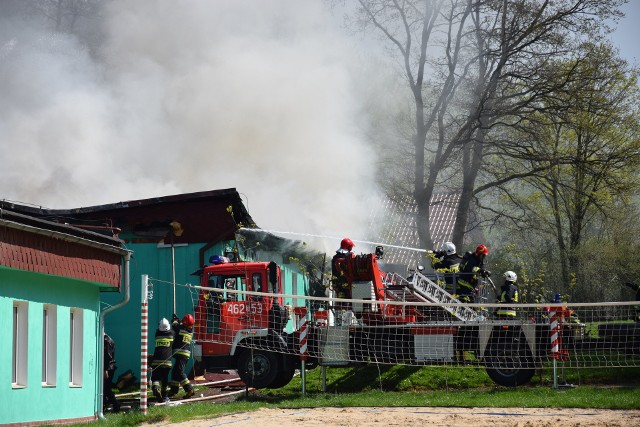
[
  {"x1": 0, "y1": 208, "x2": 127, "y2": 288},
  {"x1": 368, "y1": 192, "x2": 461, "y2": 268},
  {"x1": 0, "y1": 188, "x2": 255, "y2": 245}
]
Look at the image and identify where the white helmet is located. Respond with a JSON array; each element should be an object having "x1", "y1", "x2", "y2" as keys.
[
  {"x1": 159, "y1": 318, "x2": 171, "y2": 332},
  {"x1": 504, "y1": 271, "x2": 517, "y2": 282},
  {"x1": 441, "y1": 242, "x2": 456, "y2": 256}
]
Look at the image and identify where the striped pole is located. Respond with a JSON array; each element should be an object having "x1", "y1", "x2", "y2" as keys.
[
  {"x1": 293, "y1": 307, "x2": 308, "y2": 397},
  {"x1": 550, "y1": 309, "x2": 559, "y2": 359},
  {"x1": 549, "y1": 308, "x2": 559, "y2": 389},
  {"x1": 140, "y1": 275, "x2": 149, "y2": 415},
  {"x1": 295, "y1": 307, "x2": 309, "y2": 361}
]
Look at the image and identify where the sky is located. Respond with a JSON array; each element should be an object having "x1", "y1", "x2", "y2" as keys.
[
  {"x1": 1, "y1": 1, "x2": 638, "y2": 252},
  {"x1": 609, "y1": 1, "x2": 640, "y2": 66}
]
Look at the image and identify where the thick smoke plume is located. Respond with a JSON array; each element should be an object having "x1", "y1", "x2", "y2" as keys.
[{"x1": 0, "y1": 1, "x2": 380, "y2": 249}]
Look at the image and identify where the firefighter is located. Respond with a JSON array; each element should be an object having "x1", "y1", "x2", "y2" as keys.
[
  {"x1": 103, "y1": 333, "x2": 120, "y2": 412},
  {"x1": 495, "y1": 271, "x2": 519, "y2": 318},
  {"x1": 457, "y1": 244, "x2": 490, "y2": 303},
  {"x1": 168, "y1": 314, "x2": 195, "y2": 399},
  {"x1": 331, "y1": 238, "x2": 354, "y2": 302},
  {"x1": 428, "y1": 241, "x2": 461, "y2": 294},
  {"x1": 151, "y1": 318, "x2": 174, "y2": 403}
]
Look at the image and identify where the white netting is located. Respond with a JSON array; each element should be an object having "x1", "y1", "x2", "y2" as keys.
[{"x1": 183, "y1": 270, "x2": 640, "y2": 377}]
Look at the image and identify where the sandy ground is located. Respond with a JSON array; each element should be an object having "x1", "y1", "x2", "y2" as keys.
[{"x1": 149, "y1": 406, "x2": 640, "y2": 427}]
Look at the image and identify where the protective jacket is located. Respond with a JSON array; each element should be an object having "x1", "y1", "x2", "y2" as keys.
[
  {"x1": 457, "y1": 252, "x2": 485, "y2": 295},
  {"x1": 428, "y1": 252, "x2": 461, "y2": 293},
  {"x1": 152, "y1": 328, "x2": 175, "y2": 367},
  {"x1": 172, "y1": 322, "x2": 193, "y2": 359},
  {"x1": 331, "y1": 249, "x2": 352, "y2": 299},
  {"x1": 495, "y1": 282, "x2": 519, "y2": 317},
  {"x1": 104, "y1": 334, "x2": 116, "y2": 372}
]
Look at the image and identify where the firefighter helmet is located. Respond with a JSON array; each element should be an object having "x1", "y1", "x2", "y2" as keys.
[
  {"x1": 441, "y1": 242, "x2": 456, "y2": 256},
  {"x1": 159, "y1": 318, "x2": 171, "y2": 332},
  {"x1": 182, "y1": 314, "x2": 195, "y2": 328},
  {"x1": 475, "y1": 244, "x2": 489, "y2": 256},
  {"x1": 340, "y1": 238, "x2": 354, "y2": 251},
  {"x1": 504, "y1": 271, "x2": 517, "y2": 282}
]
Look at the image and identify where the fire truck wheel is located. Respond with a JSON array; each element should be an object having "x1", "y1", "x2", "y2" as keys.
[
  {"x1": 485, "y1": 345, "x2": 535, "y2": 387},
  {"x1": 237, "y1": 349, "x2": 279, "y2": 389},
  {"x1": 267, "y1": 361, "x2": 295, "y2": 389}
]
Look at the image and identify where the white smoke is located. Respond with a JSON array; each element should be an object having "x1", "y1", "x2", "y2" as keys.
[{"x1": 0, "y1": 1, "x2": 381, "y2": 247}]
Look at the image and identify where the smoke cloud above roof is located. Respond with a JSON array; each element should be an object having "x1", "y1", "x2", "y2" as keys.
[{"x1": 0, "y1": 1, "x2": 381, "y2": 248}]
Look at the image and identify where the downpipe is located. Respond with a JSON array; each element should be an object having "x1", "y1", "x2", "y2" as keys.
[{"x1": 98, "y1": 251, "x2": 131, "y2": 420}]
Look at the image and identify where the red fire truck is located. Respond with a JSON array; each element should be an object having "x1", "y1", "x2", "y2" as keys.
[{"x1": 192, "y1": 252, "x2": 584, "y2": 389}]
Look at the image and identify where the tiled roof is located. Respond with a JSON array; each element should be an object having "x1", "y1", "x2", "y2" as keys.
[{"x1": 368, "y1": 193, "x2": 461, "y2": 268}]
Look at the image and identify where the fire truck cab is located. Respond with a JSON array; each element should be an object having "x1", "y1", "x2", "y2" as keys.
[{"x1": 193, "y1": 256, "x2": 297, "y2": 388}]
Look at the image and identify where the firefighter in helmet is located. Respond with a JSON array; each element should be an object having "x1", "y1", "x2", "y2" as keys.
[
  {"x1": 428, "y1": 241, "x2": 461, "y2": 294},
  {"x1": 331, "y1": 237, "x2": 354, "y2": 300},
  {"x1": 457, "y1": 244, "x2": 490, "y2": 303},
  {"x1": 151, "y1": 318, "x2": 174, "y2": 403},
  {"x1": 168, "y1": 314, "x2": 195, "y2": 399},
  {"x1": 495, "y1": 271, "x2": 519, "y2": 318}
]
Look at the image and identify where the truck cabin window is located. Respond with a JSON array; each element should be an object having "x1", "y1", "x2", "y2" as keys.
[
  {"x1": 251, "y1": 273, "x2": 263, "y2": 300},
  {"x1": 207, "y1": 274, "x2": 247, "y2": 302}
]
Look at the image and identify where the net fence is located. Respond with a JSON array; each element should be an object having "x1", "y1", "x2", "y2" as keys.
[{"x1": 181, "y1": 275, "x2": 640, "y2": 372}]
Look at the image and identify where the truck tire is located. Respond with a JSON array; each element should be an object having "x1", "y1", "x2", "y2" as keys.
[
  {"x1": 485, "y1": 345, "x2": 535, "y2": 387},
  {"x1": 267, "y1": 362, "x2": 295, "y2": 389},
  {"x1": 237, "y1": 349, "x2": 279, "y2": 389}
]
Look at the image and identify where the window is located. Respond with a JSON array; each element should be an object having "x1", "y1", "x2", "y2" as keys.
[
  {"x1": 69, "y1": 308, "x2": 83, "y2": 386},
  {"x1": 12, "y1": 301, "x2": 28, "y2": 387},
  {"x1": 42, "y1": 305, "x2": 57, "y2": 386},
  {"x1": 208, "y1": 274, "x2": 247, "y2": 302}
]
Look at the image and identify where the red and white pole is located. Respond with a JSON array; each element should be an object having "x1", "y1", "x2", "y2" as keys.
[
  {"x1": 293, "y1": 306, "x2": 308, "y2": 396},
  {"x1": 140, "y1": 275, "x2": 149, "y2": 415},
  {"x1": 550, "y1": 309, "x2": 560, "y2": 360}
]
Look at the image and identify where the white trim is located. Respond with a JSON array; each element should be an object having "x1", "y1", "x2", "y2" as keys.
[
  {"x1": 42, "y1": 304, "x2": 57, "y2": 386},
  {"x1": 12, "y1": 301, "x2": 28, "y2": 388},
  {"x1": 69, "y1": 308, "x2": 83, "y2": 386}
]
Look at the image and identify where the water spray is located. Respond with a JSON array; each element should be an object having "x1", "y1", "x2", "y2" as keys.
[{"x1": 240, "y1": 228, "x2": 427, "y2": 253}]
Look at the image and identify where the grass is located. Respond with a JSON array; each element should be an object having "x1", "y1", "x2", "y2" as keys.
[{"x1": 52, "y1": 365, "x2": 640, "y2": 426}]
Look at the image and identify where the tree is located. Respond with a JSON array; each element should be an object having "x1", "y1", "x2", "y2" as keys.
[
  {"x1": 485, "y1": 43, "x2": 640, "y2": 300},
  {"x1": 344, "y1": 0, "x2": 625, "y2": 250}
]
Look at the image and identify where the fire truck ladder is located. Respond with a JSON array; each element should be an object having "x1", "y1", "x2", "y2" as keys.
[{"x1": 382, "y1": 271, "x2": 478, "y2": 322}]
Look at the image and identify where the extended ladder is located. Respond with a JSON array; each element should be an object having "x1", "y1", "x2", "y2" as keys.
[{"x1": 382, "y1": 271, "x2": 478, "y2": 322}]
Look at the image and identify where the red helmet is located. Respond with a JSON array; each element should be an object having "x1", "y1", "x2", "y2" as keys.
[
  {"x1": 475, "y1": 244, "x2": 489, "y2": 256},
  {"x1": 340, "y1": 238, "x2": 354, "y2": 251},
  {"x1": 182, "y1": 314, "x2": 194, "y2": 328}
]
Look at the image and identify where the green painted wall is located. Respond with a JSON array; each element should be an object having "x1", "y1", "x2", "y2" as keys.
[
  {"x1": 102, "y1": 242, "x2": 228, "y2": 381},
  {"x1": 0, "y1": 267, "x2": 102, "y2": 425},
  {"x1": 102, "y1": 241, "x2": 311, "y2": 379}
]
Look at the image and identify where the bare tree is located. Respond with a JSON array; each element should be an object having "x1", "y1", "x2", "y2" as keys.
[{"x1": 345, "y1": 0, "x2": 624, "y2": 250}]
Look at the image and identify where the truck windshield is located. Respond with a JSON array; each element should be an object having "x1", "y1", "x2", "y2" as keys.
[{"x1": 208, "y1": 274, "x2": 247, "y2": 302}]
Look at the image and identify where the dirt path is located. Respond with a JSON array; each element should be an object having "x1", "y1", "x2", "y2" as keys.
[{"x1": 149, "y1": 406, "x2": 640, "y2": 427}]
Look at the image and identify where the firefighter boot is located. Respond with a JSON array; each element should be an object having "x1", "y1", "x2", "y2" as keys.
[
  {"x1": 167, "y1": 385, "x2": 179, "y2": 398},
  {"x1": 184, "y1": 385, "x2": 195, "y2": 399},
  {"x1": 152, "y1": 384, "x2": 163, "y2": 403}
]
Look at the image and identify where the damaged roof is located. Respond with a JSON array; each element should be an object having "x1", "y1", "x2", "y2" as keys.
[{"x1": 0, "y1": 188, "x2": 256, "y2": 244}]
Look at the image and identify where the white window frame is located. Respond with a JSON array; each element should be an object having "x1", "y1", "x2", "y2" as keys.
[
  {"x1": 42, "y1": 305, "x2": 57, "y2": 386},
  {"x1": 69, "y1": 308, "x2": 83, "y2": 387},
  {"x1": 12, "y1": 301, "x2": 28, "y2": 388}
]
